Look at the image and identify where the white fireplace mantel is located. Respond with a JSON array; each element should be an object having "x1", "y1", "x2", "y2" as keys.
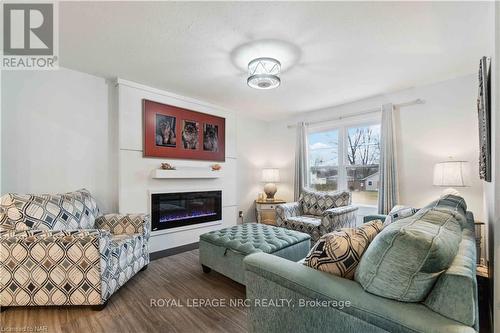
[{"x1": 152, "y1": 168, "x2": 223, "y2": 179}]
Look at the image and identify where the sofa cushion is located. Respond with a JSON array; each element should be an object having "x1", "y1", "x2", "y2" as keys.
[
  {"x1": 424, "y1": 222, "x2": 478, "y2": 327},
  {"x1": 304, "y1": 220, "x2": 383, "y2": 279},
  {"x1": 299, "y1": 189, "x2": 351, "y2": 215},
  {"x1": 423, "y1": 194, "x2": 468, "y2": 228},
  {"x1": 355, "y1": 198, "x2": 464, "y2": 302},
  {"x1": 0, "y1": 189, "x2": 100, "y2": 231}
]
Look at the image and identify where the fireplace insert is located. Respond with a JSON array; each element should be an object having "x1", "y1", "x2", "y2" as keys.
[{"x1": 151, "y1": 190, "x2": 222, "y2": 231}]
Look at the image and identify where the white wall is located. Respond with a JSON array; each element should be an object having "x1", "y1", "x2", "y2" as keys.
[
  {"x1": 0, "y1": 69, "x2": 2, "y2": 193},
  {"x1": 268, "y1": 74, "x2": 485, "y2": 221},
  {"x1": 489, "y1": 2, "x2": 500, "y2": 331},
  {"x1": 1, "y1": 68, "x2": 117, "y2": 213},
  {"x1": 236, "y1": 115, "x2": 272, "y2": 222}
]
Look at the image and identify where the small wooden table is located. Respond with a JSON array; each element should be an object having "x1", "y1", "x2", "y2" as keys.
[{"x1": 255, "y1": 199, "x2": 286, "y2": 225}]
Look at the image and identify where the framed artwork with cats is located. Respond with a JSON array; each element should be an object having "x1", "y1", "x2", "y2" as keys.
[{"x1": 143, "y1": 99, "x2": 225, "y2": 161}]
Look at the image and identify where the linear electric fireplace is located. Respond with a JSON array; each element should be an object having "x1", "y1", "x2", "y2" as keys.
[{"x1": 151, "y1": 190, "x2": 222, "y2": 231}]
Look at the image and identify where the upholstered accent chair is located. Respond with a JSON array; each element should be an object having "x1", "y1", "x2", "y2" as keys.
[
  {"x1": 0, "y1": 189, "x2": 149, "y2": 310},
  {"x1": 275, "y1": 189, "x2": 358, "y2": 242}
]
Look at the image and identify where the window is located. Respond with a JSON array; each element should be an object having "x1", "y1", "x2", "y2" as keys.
[
  {"x1": 308, "y1": 129, "x2": 339, "y2": 191},
  {"x1": 307, "y1": 123, "x2": 381, "y2": 206}
]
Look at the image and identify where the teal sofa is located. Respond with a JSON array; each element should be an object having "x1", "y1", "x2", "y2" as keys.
[{"x1": 244, "y1": 196, "x2": 478, "y2": 333}]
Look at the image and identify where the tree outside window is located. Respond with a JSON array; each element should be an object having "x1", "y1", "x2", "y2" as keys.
[{"x1": 346, "y1": 125, "x2": 380, "y2": 205}]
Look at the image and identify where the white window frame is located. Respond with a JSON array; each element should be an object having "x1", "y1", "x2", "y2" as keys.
[{"x1": 306, "y1": 114, "x2": 381, "y2": 196}]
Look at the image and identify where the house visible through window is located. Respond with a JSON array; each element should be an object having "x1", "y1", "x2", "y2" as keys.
[{"x1": 307, "y1": 123, "x2": 381, "y2": 206}]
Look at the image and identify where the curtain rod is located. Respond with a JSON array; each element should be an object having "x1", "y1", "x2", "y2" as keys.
[{"x1": 286, "y1": 98, "x2": 425, "y2": 128}]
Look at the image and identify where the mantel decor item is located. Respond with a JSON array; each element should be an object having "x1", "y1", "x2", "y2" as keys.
[
  {"x1": 477, "y1": 56, "x2": 491, "y2": 182},
  {"x1": 262, "y1": 168, "x2": 280, "y2": 200},
  {"x1": 433, "y1": 160, "x2": 470, "y2": 195},
  {"x1": 211, "y1": 164, "x2": 222, "y2": 171},
  {"x1": 144, "y1": 99, "x2": 225, "y2": 162},
  {"x1": 160, "y1": 162, "x2": 176, "y2": 170},
  {"x1": 247, "y1": 57, "x2": 281, "y2": 89}
]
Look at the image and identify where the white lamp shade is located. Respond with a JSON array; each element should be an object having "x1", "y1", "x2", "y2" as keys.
[
  {"x1": 433, "y1": 161, "x2": 470, "y2": 187},
  {"x1": 262, "y1": 168, "x2": 280, "y2": 182}
]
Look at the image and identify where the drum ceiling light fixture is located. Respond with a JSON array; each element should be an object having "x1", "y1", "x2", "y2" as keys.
[{"x1": 247, "y1": 57, "x2": 281, "y2": 89}]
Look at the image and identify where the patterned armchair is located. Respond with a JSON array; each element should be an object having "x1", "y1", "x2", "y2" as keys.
[
  {"x1": 276, "y1": 189, "x2": 358, "y2": 242},
  {"x1": 0, "y1": 189, "x2": 149, "y2": 310}
]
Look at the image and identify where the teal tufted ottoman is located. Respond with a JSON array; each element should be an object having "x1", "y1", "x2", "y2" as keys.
[{"x1": 199, "y1": 223, "x2": 311, "y2": 284}]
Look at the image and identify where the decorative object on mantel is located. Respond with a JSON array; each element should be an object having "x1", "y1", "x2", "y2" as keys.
[
  {"x1": 160, "y1": 162, "x2": 176, "y2": 170},
  {"x1": 261, "y1": 168, "x2": 280, "y2": 200},
  {"x1": 433, "y1": 159, "x2": 470, "y2": 195},
  {"x1": 143, "y1": 99, "x2": 225, "y2": 162},
  {"x1": 477, "y1": 56, "x2": 491, "y2": 182},
  {"x1": 211, "y1": 164, "x2": 222, "y2": 171}
]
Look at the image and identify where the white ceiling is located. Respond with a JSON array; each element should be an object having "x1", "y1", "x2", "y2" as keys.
[{"x1": 60, "y1": 1, "x2": 494, "y2": 121}]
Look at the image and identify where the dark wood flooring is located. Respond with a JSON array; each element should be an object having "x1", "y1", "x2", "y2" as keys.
[{"x1": 0, "y1": 250, "x2": 247, "y2": 333}]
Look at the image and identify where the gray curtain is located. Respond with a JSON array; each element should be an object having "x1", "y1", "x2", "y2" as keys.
[
  {"x1": 378, "y1": 103, "x2": 399, "y2": 214},
  {"x1": 294, "y1": 122, "x2": 308, "y2": 201}
]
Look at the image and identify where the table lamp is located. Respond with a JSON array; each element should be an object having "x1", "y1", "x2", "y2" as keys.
[
  {"x1": 433, "y1": 160, "x2": 470, "y2": 195},
  {"x1": 262, "y1": 168, "x2": 280, "y2": 200}
]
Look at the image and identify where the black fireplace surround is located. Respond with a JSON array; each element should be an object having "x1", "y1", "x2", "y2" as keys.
[{"x1": 151, "y1": 190, "x2": 222, "y2": 231}]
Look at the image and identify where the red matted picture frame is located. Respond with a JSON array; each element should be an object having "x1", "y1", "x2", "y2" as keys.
[{"x1": 143, "y1": 99, "x2": 225, "y2": 161}]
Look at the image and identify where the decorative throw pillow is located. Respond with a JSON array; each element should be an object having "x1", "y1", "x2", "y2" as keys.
[
  {"x1": 303, "y1": 220, "x2": 383, "y2": 279},
  {"x1": 354, "y1": 201, "x2": 464, "y2": 302},
  {"x1": 384, "y1": 205, "x2": 418, "y2": 226},
  {"x1": 0, "y1": 189, "x2": 100, "y2": 231}
]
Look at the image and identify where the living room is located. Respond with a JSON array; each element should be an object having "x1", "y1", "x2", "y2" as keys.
[{"x1": 1, "y1": 1, "x2": 499, "y2": 333}]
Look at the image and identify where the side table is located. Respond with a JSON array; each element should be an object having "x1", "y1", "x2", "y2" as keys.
[{"x1": 255, "y1": 199, "x2": 286, "y2": 225}]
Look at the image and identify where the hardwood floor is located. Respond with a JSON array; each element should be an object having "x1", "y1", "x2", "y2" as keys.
[{"x1": 0, "y1": 250, "x2": 247, "y2": 333}]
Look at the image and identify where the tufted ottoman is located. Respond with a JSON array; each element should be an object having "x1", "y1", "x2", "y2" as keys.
[{"x1": 199, "y1": 223, "x2": 310, "y2": 284}]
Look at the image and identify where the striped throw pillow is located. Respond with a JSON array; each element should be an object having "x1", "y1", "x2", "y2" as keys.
[{"x1": 303, "y1": 220, "x2": 383, "y2": 279}]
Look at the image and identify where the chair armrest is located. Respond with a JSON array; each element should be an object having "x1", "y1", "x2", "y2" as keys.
[
  {"x1": 321, "y1": 205, "x2": 358, "y2": 231},
  {"x1": 95, "y1": 214, "x2": 150, "y2": 238},
  {"x1": 0, "y1": 229, "x2": 111, "y2": 306},
  {"x1": 323, "y1": 205, "x2": 358, "y2": 217},
  {"x1": 363, "y1": 214, "x2": 387, "y2": 223},
  {"x1": 275, "y1": 202, "x2": 302, "y2": 226}
]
